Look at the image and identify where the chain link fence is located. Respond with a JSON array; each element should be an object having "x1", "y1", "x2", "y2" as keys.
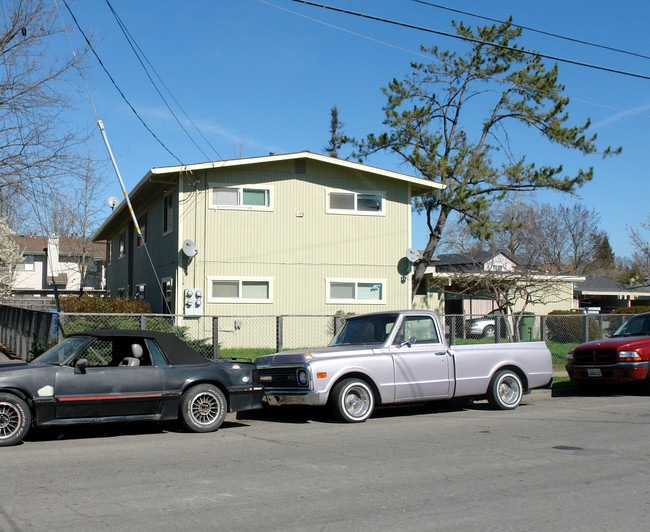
[
  {"x1": 1, "y1": 304, "x2": 638, "y2": 370},
  {"x1": 449, "y1": 313, "x2": 630, "y2": 369}
]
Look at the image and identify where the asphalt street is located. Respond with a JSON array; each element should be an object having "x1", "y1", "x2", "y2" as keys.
[{"x1": 1, "y1": 387, "x2": 649, "y2": 532}]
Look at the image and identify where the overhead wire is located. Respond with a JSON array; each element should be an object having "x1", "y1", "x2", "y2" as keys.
[
  {"x1": 259, "y1": 0, "x2": 650, "y2": 122},
  {"x1": 61, "y1": 0, "x2": 185, "y2": 165},
  {"x1": 55, "y1": 0, "x2": 177, "y2": 317},
  {"x1": 410, "y1": 0, "x2": 650, "y2": 61},
  {"x1": 284, "y1": 0, "x2": 650, "y2": 81},
  {"x1": 104, "y1": 0, "x2": 223, "y2": 162}
]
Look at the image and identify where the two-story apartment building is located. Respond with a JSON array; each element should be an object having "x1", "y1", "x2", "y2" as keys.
[{"x1": 93, "y1": 152, "x2": 444, "y2": 315}]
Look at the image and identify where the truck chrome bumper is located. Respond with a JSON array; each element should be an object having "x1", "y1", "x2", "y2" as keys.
[{"x1": 263, "y1": 389, "x2": 322, "y2": 406}]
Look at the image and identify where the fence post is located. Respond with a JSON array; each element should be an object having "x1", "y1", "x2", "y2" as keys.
[
  {"x1": 212, "y1": 317, "x2": 219, "y2": 359},
  {"x1": 334, "y1": 316, "x2": 344, "y2": 336},
  {"x1": 495, "y1": 316, "x2": 500, "y2": 344},
  {"x1": 584, "y1": 314, "x2": 589, "y2": 343},
  {"x1": 541, "y1": 315, "x2": 547, "y2": 343},
  {"x1": 140, "y1": 315, "x2": 147, "y2": 330},
  {"x1": 276, "y1": 316, "x2": 283, "y2": 353}
]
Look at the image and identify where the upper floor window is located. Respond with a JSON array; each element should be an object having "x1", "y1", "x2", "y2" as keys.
[
  {"x1": 106, "y1": 242, "x2": 112, "y2": 265},
  {"x1": 210, "y1": 184, "x2": 273, "y2": 211},
  {"x1": 163, "y1": 193, "x2": 173, "y2": 234},
  {"x1": 15, "y1": 255, "x2": 35, "y2": 271},
  {"x1": 326, "y1": 189, "x2": 384, "y2": 215}
]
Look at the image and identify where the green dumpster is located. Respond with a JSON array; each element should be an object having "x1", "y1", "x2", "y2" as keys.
[{"x1": 519, "y1": 314, "x2": 535, "y2": 341}]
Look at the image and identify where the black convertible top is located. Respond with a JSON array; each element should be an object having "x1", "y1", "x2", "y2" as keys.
[{"x1": 69, "y1": 330, "x2": 210, "y2": 365}]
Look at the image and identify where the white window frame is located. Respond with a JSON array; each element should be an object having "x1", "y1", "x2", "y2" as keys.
[
  {"x1": 208, "y1": 276, "x2": 273, "y2": 303},
  {"x1": 326, "y1": 278, "x2": 386, "y2": 304},
  {"x1": 209, "y1": 183, "x2": 274, "y2": 211},
  {"x1": 326, "y1": 188, "x2": 385, "y2": 216}
]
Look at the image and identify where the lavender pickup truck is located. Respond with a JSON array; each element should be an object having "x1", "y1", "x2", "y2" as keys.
[{"x1": 256, "y1": 310, "x2": 553, "y2": 422}]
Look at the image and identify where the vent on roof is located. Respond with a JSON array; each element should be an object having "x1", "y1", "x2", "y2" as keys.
[{"x1": 295, "y1": 159, "x2": 306, "y2": 175}]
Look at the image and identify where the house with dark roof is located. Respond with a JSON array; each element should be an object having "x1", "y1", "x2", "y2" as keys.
[
  {"x1": 413, "y1": 251, "x2": 584, "y2": 317},
  {"x1": 573, "y1": 275, "x2": 650, "y2": 312}
]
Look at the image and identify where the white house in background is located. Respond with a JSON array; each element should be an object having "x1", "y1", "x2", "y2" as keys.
[
  {"x1": 8, "y1": 234, "x2": 105, "y2": 307},
  {"x1": 413, "y1": 251, "x2": 584, "y2": 316}
]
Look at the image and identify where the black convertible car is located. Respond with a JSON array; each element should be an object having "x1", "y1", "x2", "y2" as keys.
[{"x1": 0, "y1": 330, "x2": 263, "y2": 446}]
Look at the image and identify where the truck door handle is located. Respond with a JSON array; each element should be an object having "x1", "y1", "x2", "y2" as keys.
[{"x1": 435, "y1": 351, "x2": 447, "y2": 356}]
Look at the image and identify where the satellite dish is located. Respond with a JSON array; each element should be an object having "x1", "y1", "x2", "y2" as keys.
[
  {"x1": 405, "y1": 248, "x2": 420, "y2": 263},
  {"x1": 107, "y1": 196, "x2": 119, "y2": 210},
  {"x1": 182, "y1": 239, "x2": 198, "y2": 258},
  {"x1": 397, "y1": 257, "x2": 413, "y2": 276}
]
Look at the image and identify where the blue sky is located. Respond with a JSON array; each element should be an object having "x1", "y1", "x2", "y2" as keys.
[{"x1": 58, "y1": 0, "x2": 649, "y2": 258}]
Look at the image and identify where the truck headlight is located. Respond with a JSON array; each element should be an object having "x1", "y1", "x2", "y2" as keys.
[
  {"x1": 619, "y1": 351, "x2": 642, "y2": 362},
  {"x1": 566, "y1": 351, "x2": 574, "y2": 362},
  {"x1": 297, "y1": 369, "x2": 308, "y2": 386}
]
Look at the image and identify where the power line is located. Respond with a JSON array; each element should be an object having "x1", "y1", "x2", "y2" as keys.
[
  {"x1": 104, "y1": 0, "x2": 223, "y2": 162},
  {"x1": 62, "y1": 0, "x2": 185, "y2": 165},
  {"x1": 411, "y1": 0, "x2": 650, "y2": 61},
  {"x1": 261, "y1": 0, "x2": 650, "y2": 122},
  {"x1": 285, "y1": 0, "x2": 650, "y2": 81}
]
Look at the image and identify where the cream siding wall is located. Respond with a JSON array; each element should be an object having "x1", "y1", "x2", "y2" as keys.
[{"x1": 177, "y1": 160, "x2": 412, "y2": 316}]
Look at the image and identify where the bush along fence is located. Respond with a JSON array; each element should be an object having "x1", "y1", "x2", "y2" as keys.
[{"x1": 0, "y1": 304, "x2": 637, "y2": 369}]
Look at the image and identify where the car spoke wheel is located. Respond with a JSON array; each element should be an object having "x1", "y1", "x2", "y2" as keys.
[
  {"x1": 487, "y1": 370, "x2": 523, "y2": 410},
  {"x1": 180, "y1": 385, "x2": 227, "y2": 433},
  {"x1": 330, "y1": 378, "x2": 375, "y2": 423},
  {"x1": 0, "y1": 394, "x2": 31, "y2": 447}
]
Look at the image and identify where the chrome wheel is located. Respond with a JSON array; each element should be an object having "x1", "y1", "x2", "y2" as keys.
[
  {"x1": 331, "y1": 379, "x2": 375, "y2": 423},
  {"x1": 0, "y1": 401, "x2": 21, "y2": 439},
  {"x1": 488, "y1": 370, "x2": 523, "y2": 410},
  {"x1": 190, "y1": 391, "x2": 222, "y2": 426},
  {"x1": 180, "y1": 385, "x2": 227, "y2": 433},
  {"x1": 0, "y1": 394, "x2": 31, "y2": 446}
]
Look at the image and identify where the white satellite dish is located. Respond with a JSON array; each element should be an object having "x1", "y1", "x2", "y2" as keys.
[
  {"x1": 182, "y1": 239, "x2": 198, "y2": 258},
  {"x1": 107, "y1": 196, "x2": 119, "y2": 210},
  {"x1": 405, "y1": 248, "x2": 420, "y2": 263}
]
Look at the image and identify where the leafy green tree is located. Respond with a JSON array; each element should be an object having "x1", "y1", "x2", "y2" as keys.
[{"x1": 356, "y1": 19, "x2": 620, "y2": 296}]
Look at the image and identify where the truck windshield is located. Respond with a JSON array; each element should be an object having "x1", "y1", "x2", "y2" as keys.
[
  {"x1": 611, "y1": 315, "x2": 650, "y2": 337},
  {"x1": 330, "y1": 315, "x2": 398, "y2": 346}
]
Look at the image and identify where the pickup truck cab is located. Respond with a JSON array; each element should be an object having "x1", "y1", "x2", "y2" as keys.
[
  {"x1": 256, "y1": 310, "x2": 553, "y2": 422},
  {"x1": 566, "y1": 311, "x2": 650, "y2": 389}
]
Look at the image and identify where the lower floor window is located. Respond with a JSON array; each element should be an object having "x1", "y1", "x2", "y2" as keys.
[
  {"x1": 327, "y1": 279, "x2": 385, "y2": 303},
  {"x1": 210, "y1": 278, "x2": 272, "y2": 302}
]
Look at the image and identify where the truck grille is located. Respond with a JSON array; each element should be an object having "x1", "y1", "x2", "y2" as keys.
[
  {"x1": 572, "y1": 348, "x2": 618, "y2": 365},
  {"x1": 257, "y1": 367, "x2": 306, "y2": 388}
]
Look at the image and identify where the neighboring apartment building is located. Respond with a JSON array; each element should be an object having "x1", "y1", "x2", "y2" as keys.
[
  {"x1": 93, "y1": 152, "x2": 444, "y2": 315},
  {"x1": 413, "y1": 251, "x2": 584, "y2": 316},
  {"x1": 9, "y1": 234, "x2": 106, "y2": 307}
]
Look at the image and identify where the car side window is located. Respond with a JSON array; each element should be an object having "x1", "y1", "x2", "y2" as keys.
[
  {"x1": 146, "y1": 339, "x2": 168, "y2": 366},
  {"x1": 74, "y1": 339, "x2": 153, "y2": 367},
  {"x1": 394, "y1": 317, "x2": 440, "y2": 345}
]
